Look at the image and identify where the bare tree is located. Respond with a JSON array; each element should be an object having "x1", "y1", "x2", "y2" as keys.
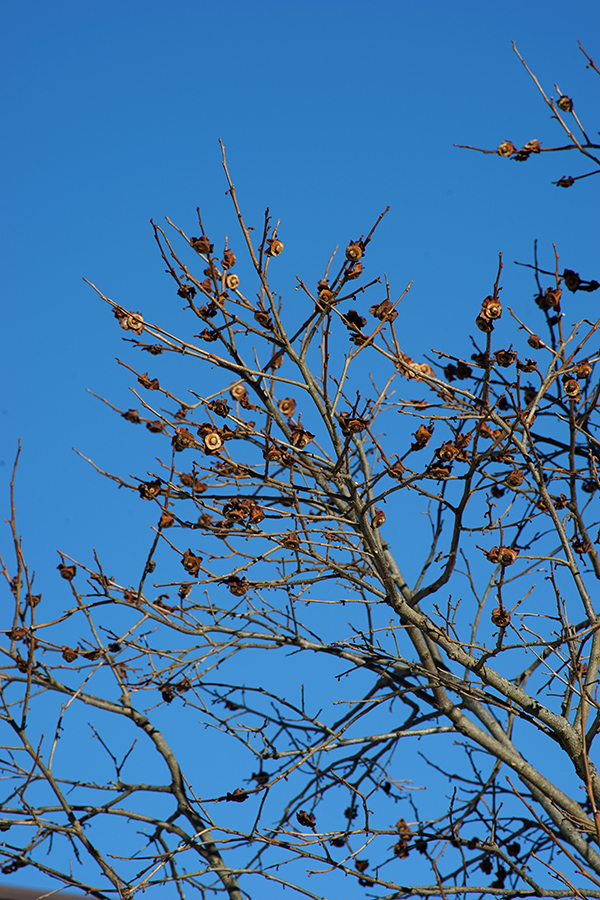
[{"x1": 1, "y1": 44, "x2": 599, "y2": 900}]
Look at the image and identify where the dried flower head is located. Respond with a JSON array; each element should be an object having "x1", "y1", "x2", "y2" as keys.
[
  {"x1": 491, "y1": 607, "x2": 511, "y2": 627},
  {"x1": 345, "y1": 241, "x2": 364, "y2": 262},
  {"x1": 497, "y1": 141, "x2": 516, "y2": 157},
  {"x1": 266, "y1": 238, "x2": 284, "y2": 257},
  {"x1": 225, "y1": 273, "x2": 240, "y2": 291},
  {"x1": 557, "y1": 95, "x2": 573, "y2": 112},
  {"x1": 181, "y1": 549, "x2": 202, "y2": 576}
]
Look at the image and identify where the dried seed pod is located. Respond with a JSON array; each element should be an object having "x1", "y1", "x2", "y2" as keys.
[
  {"x1": 278, "y1": 397, "x2": 296, "y2": 417},
  {"x1": 122, "y1": 409, "x2": 141, "y2": 423},
  {"x1": 513, "y1": 149, "x2": 531, "y2": 162},
  {"x1": 557, "y1": 95, "x2": 574, "y2": 112},
  {"x1": 371, "y1": 508, "x2": 385, "y2": 528},
  {"x1": 497, "y1": 140, "x2": 516, "y2": 157},
  {"x1": 316, "y1": 288, "x2": 334, "y2": 310},
  {"x1": 138, "y1": 372, "x2": 160, "y2": 390},
  {"x1": 146, "y1": 420, "x2": 164, "y2": 433},
  {"x1": 221, "y1": 575, "x2": 249, "y2": 596},
  {"x1": 370, "y1": 298, "x2": 398, "y2": 321},
  {"x1": 506, "y1": 468, "x2": 524, "y2": 487},
  {"x1": 190, "y1": 235, "x2": 213, "y2": 254},
  {"x1": 436, "y1": 442, "x2": 458, "y2": 462},
  {"x1": 266, "y1": 238, "x2": 284, "y2": 257},
  {"x1": 339, "y1": 412, "x2": 368, "y2": 435},
  {"x1": 138, "y1": 480, "x2": 162, "y2": 500},
  {"x1": 177, "y1": 283, "x2": 197, "y2": 300},
  {"x1": 158, "y1": 510, "x2": 174, "y2": 528},
  {"x1": 62, "y1": 646, "x2": 79, "y2": 663},
  {"x1": 556, "y1": 176, "x2": 575, "y2": 188},
  {"x1": 345, "y1": 261, "x2": 363, "y2": 280},
  {"x1": 528, "y1": 334, "x2": 544, "y2": 350},
  {"x1": 491, "y1": 485, "x2": 505, "y2": 498},
  {"x1": 172, "y1": 427, "x2": 196, "y2": 451},
  {"x1": 206, "y1": 399, "x2": 230, "y2": 418},
  {"x1": 516, "y1": 359, "x2": 537, "y2": 373},
  {"x1": 221, "y1": 248, "x2": 236, "y2": 270},
  {"x1": 296, "y1": 810, "x2": 316, "y2": 828},
  {"x1": 345, "y1": 241, "x2": 363, "y2": 262},
  {"x1": 536, "y1": 287, "x2": 562, "y2": 310},
  {"x1": 355, "y1": 859, "x2": 369, "y2": 873},
  {"x1": 181, "y1": 549, "x2": 202, "y2": 576},
  {"x1": 204, "y1": 431, "x2": 223, "y2": 453},
  {"x1": 491, "y1": 607, "x2": 511, "y2": 627},
  {"x1": 563, "y1": 377, "x2": 581, "y2": 399},
  {"x1": 476, "y1": 314, "x2": 494, "y2": 333},
  {"x1": 523, "y1": 386, "x2": 537, "y2": 405},
  {"x1": 563, "y1": 269, "x2": 581, "y2": 292},
  {"x1": 485, "y1": 545, "x2": 519, "y2": 566},
  {"x1": 574, "y1": 361, "x2": 592, "y2": 379},
  {"x1": 480, "y1": 295, "x2": 502, "y2": 320},
  {"x1": 387, "y1": 459, "x2": 405, "y2": 479},
  {"x1": 263, "y1": 442, "x2": 282, "y2": 462},
  {"x1": 494, "y1": 349, "x2": 516, "y2": 368},
  {"x1": 225, "y1": 273, "x2": 240, "y2": 291},
  {"x1": 254, "y1": 308, "x2": 274, "y2": 329},
  {"x1": 342, "y1": 309, "x2": 367, "y2": 330},
  {"x1": 523, "y1": 139, "x2": 541, "y2": 153},
  {"x1": 230, "y1": 383, "x2": 248, "y2": 401},
  {"x1": 280, "y1": 531, "x2": 300, "y2": 550},
  {"x1": 428, "y1": 463, "x2": 452, "y2": 479},
  {"x1": 290, "y1": 427, "x2": 314, "y2": 449},
  {"x1": 413, "y1": 423, "x2": 434, "y2": 448}
]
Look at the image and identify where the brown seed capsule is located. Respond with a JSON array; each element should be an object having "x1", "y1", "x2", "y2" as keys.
[
  {"x1": 225, "y1": 273, "x2": 240, "y2": 291},
  {"x1": 221, "y1": 248, "x2": 236, "y2": 270},
  {"x1": 491, "y1": 607, "x2": 511, "y2": 627},
  {"x1": 355, "y1": 859, "x2": 369, "y2": 873},
  {"x1": 476, "y1": 314, "x2": 494, "y2": 333},
  {"x1": 339, "y1": 412, "x2": 368, "y2": 435},
  {"x1": 138, "y1": 480, "x2": 162, "y2": 500},
  {"x1": 204, "y1": 431, "x2": 223, "y2": 453},
  {"x1": 557, "y1": 95, "x2": 573, "y2": 112},
  {"x1": 497, "y1": 140, "x2": 516, "y2": 157},
  {"x1": 413, "y1": 424, "x2": 434, "y2": 448},
  {"x1": 506, "y1": 468, "x2": 524, "y2": 487},
  {"x1": 345, "y1": 242, "x2": 363, "y2": 262},
  {"x1": 254, "y1": 308, "x2": 274, "y2": 329},
  {"x1": 290, "y1": 427, "x2": 314, "y2": 449},
  {"x1": 387, "y1": 459, "x2": 405, "y2": 479},
  {"x1": 296, "y1": 810, "x2": 316, "y2": 828},
  {"x1": 371, "y1": 508, "x2": 386, "y2": 528},
  {"x1": 563, "y1": 378, "x2": 581, "y2": 399},
  {"x1": 555, "y1": 176, "x2": 575, "y2": 188},
  {"x1": 563, "y1": 269, "x2": 581, "y2": 292},
  {"x1": 181, "y1": 549, "x2": 202, "y2": 576},
  {"x1": 345, "y1": 261, "x2": 363, "y2": 280},
  {"x1": 370, "y1": 299, "x2": 398, "y2": 321},
  {"x1": 221, "y1": 575, "x2": 249, "y2": 596},
  {"x1": 172, "y1": 427, "x2": 196, "y2": 451},
  {"x1": 190, "y1": 235, "x2": 213, "y2": 254},
  {"x1": 527, "y1": 334, "x2": 544, "y2": 350},
  {"x1": 278, "y1": 397, "x2": 296, "y2": 417},
  {"x1": 62, "y1": 647, "x2": 79, "y2": 663},
  {"x1": 159, "y1": 510, "x2": 174, "y2": 528},
  {"x1": 485, "y1": 545, "x2": 519, "y2": 566},
  {"x1": 146, "y1": 420, "x2": 164, "y2": 433},
  {"x1": 230, "y1": 383, "x2": 248, "y2": 401},
  {"x1": 280, "y1": 531, "x2": 300, "y2": 550},
  {"x1": 316, "y1": 288, "x2": 335, "y2": 310},
  {"x1": 207, "y1": 399, "x2": 231, "y2": 418},
  {"x1": 574, "y1": 361, "x2": 592, "y2": 379},
  {"x1": 480, "y1": 295, "x2": 502, "y2": 320},
  {"x1": 122, "y1": 408, "x2": 141, "y2": 423},
  {"x1": 266, "y1": 238, "x2": 284, "y2": 257},
  {"x1": 516, "y1": 358, "x2": 537, "y2": 373},
  {"x1": 523, "y1": 139, "x2": 541, "y2": 153},
  {"x1": 138, "y1": 372, "x2": 160, "y2": 391},
  {"x1": 494, "y1": 349, "x2": 517, "y2": 368}
]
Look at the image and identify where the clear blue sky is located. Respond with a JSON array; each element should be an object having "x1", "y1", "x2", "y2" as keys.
[
  {"x1": 1, "y1": 1, "x2": 599, "y2": 895},
  {"x1": 1, "y1": 0, "x2": 598, "y2": 567}
]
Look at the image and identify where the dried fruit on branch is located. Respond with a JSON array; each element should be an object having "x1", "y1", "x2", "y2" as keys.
[
  {"x1": 203, "y1": 431, "x2": 224, "y2": 454},
  {"x1": 138, "y1": 372, "x2": 160, "y2": 391},
  {"x1": 290, "y1": 426, "x2": 314, "y2": 449},
  {"x1": 57, "y1": 563, "x2": 77, "y2": 580},
  {"x1": 138, "y1": 480, "x2": 162, "y2": 500},
  {"x1": 190, "y1": 235, "x2": 213, "y2": 254},
  {"x1": 278, "y1": 397, "x2": 296, "y2": 417},
  {"x1": 484, "y1": 546, "x2": 519, "y2": 566},
  {"x1": 497, "y1": 141, "x2": 516, "y2": 157},
  {"x1": 266, "y1": 238, "x2": 284, "y2": 257},
  {"x1": 491, "y1": 607, "x2": 511, "y2": 627},
  {"x1": 296, "y1": 810, "x2": 316, "y2": 828},
  {"x1": 345, "y1": 241, "x2": 364, "y2": 262},
  {"x1": 339, "y1": 412, "x2": 368, "y2": 435},
  {"x1": 370, "y1": 299, "x2": 398, "y2": 322},
  {"x1": 172, "y1": 427, "x2": 196, "y2": 451},
  {"x1": 181, "y1": 549, "x2": 202, "y2": 576},
  {"x1": 113, "y1": 307, "x2": 144, "y2": 334},
  {"x1": 225, "y1": 273, "x2": 240, "y2": 291}
]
